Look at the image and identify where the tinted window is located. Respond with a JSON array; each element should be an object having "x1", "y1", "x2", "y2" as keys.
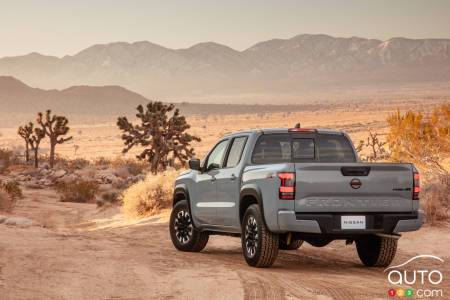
[
  {"x1": 317, "y1": 135, "x2": 356, "y2": 162},
  {"x1": 206, "y1": 140, "x2": 229, "y2": 170},
  {"x1": 225, "y1": 137, "x2": 247, "y2": 167},
  {"x1": 293, "y1": 138, "x2": 315, "y2": 159},
  {"x1": 252, "y1": 134, "x2": 291, "y2": 164}
]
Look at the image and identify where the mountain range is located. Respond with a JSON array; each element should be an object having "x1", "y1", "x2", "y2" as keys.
[
  {"x1": 0, "y1": 34, "x2": 449, "y2": 101},
  {"x1": 0, "y1": 76, "x2": 327, "y2": 123}
]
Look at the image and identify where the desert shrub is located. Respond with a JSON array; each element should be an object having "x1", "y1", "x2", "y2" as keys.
[
  {"x1": 421, "y1": 176, "x2": 450, "y2": 224},
  {"x1": 0, "y1": 189, "x2": 13, "y2": 212},
  {"x1": 114, "y1": 166, "x2": 131, "y2": 179},
  {"x1": 0, "y1": 180, "x2": 22, "y2": 212},
  {"x1": 119, "y1": 170, "x2": 178, "y2": 219},
  {"x1": 0, "y1": 180, "x2": 23, "y2": 200},
  {"x1": 94, "y1": 156, "x2": 113, "y2": 166},
  {"x1": 0, "y1": 149, "x2": 12, "y2": 174},
  {"x1": 387, "y1": 105, "x2": 449, "y2": 224},
  {"x1": 112, "y1": 157, "x2": 149, "y2": 176},
  {"x1": 386, "y1": 104, "x2": 449, "y2": 177},
  {"x1": 42, "y1": 154, "x2": 91, "y2": 171},
  {"x1": 56, "y1": 178, "x2": 99, "y2": 203},
  {"x1": 98, "y1": 191, "x2": 119, "y2": 207},
  {"x1": 66, "y1": 158, "x2": 91, "y2": 170}
]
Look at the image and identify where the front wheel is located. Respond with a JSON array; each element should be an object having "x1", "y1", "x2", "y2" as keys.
[
  {"x1": 241, "y1": 204, "x2": 279, "y2": 267},
  {"x1": 356, "y1": 235, "x2": 397, "y2": 267},
  {"x1": 169, "y1": 200, "x2": 209, "y2": 252}
]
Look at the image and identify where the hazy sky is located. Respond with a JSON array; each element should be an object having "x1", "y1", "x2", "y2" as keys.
[{"x1": 1, "y1": 0, "x2": 450, "y2": 57}]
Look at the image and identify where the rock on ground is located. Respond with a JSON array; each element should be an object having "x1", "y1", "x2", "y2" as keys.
[
  {"x1": 0, "y1": 215, "x2": 8, "y2": 223},
  {"x1": 3, "y1": 217, "x2": 35, "y2": 228}
]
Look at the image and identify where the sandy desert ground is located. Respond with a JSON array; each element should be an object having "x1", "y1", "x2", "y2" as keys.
[
  {"x1": 0, "y1": 183, "x2": 449, "y2": 300},
  {"x1": 0, "y1": 98, "x2": 449, "y2": 299}
]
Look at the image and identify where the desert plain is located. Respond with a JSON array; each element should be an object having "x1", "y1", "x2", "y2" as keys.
[{"x1": 0, "y1": 96, "x2": 449, "y2": 300}]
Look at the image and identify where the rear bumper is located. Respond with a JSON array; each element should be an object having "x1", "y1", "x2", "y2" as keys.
[
  {"x1": 393, "y1": 210, "x2": 424, "y2": 233},
  {"x1": 277, "y1": 210, "x2": 424, "y2": 235}
]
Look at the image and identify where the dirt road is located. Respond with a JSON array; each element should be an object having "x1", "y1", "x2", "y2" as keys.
[{"x1": 0, "y1": 187, "x2": 449, "y2": 300}]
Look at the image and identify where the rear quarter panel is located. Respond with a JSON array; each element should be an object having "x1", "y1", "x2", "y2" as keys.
[{"x1": 242, "y1": 163, "x2": 295, "y2": 232}]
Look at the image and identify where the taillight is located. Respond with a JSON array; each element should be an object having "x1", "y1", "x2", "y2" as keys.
[
  {"x1": 278, "y1": 172, "x2": 295, "y2": 199},
  {"x1": 413, "y1": 172, "x2": 420, "y2": 200}
]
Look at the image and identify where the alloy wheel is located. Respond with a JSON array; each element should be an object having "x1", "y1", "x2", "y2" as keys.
[
  {"x1": 245, "y1": 216, "x2": 258, "y2": 257},
  {"x1": 174, "y1": 210, "x2": 193, "y2": 244}
]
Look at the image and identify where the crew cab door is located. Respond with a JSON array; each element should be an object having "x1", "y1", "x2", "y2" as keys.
[
  {"x1": 193, "y1": 139, "x2": 229, "y2": 225},
  {"x1": 215, "y1": 136, "x2": 248, "y2": 227}
]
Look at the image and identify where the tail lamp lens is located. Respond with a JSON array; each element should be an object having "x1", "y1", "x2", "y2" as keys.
[
  {"x1": 413, "y1": 172, "x2": 420, "y2": 200},
  {"x1": 278, "y1": 172, "x2": 295, "y2": 199}
]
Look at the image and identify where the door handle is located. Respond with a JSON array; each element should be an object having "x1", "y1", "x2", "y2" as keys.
[{"x1": 230, "y1": 174, "x2": 236, "y2": 181}]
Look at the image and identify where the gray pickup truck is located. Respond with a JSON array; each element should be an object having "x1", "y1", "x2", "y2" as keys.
[{"x1": 169, "y1": 126, "x2": 423, "y2": 268}]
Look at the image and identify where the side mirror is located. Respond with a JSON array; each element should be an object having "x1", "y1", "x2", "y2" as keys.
[{"x1": 189, "y1": 158, "x2": 201, "y2": 171}]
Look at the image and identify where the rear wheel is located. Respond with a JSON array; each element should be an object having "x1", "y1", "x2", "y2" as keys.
[
  {"x1": 241, "y1": 204, "x2": 279, "y2": 267},
  {"x1": 356, "y1": 235, "x2": 397, "y2": 267},
  {"x1": 170, "y1": 200, "x2": 209, "y2": 252}
]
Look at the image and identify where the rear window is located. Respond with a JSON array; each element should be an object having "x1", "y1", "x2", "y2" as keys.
[
  {"x1": 251, "y1": 133, "x2": 356, "y2": 164},
  {"x1": 317, "y1": 135, "x2": 356, "y2": 162},
  {"x1": 293, "y1": 138, "x2": 315, "y2": 159},
  {"x1": 251, "y1": 134, "x2": 291, "y2": 164}
]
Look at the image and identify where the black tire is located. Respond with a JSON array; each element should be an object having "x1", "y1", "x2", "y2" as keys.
[
  {"x1": 170, "y1": 200, "x2": 209, "y2": 252},
  {"x1": 356, "y1": 235, "x2": 397, "y2": 267},
  {"x1": 241, "y1": 204, "x2": 279, "y2": 267},
  {"x1": 279, "y1": 237, "x2": 303, "y2": 250}
]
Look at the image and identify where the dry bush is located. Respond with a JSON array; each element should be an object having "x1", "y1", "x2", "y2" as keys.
[
  {"x1": 114, "y1": 166, "x2": 131, "y2": 179},
  {"x1": 56, "y1": 178, "x2": 99, "y2": 203},
  {"x1": 94, "y1": 156, "x2": 149, "y2": 175},
  {"x1": 97, "y1": 191, "x2": 119, "y2": 207},
  {"x1": 64, "y1": 158, "x2": 91, "y2": 171},
  {"x1": 0, "y1": 180, "x2": 22, "y2": 212},
  {"x1": 94, "y1": 156, "x2": 113, "y2": 167},
  {"x1": 40, "y1": 154, "x2": 91, "y2": 171},
  {"x1": 386, "y1": 105, "x2": 449, "y2": 224},
  {"x1": 0, "y1": 180, "x2": 23, "y2": 200},
  {"x1": 0, "y1": 189, "x2": 14, "y2": 212},
  {"x1": 112, "y1": 157, "x2": 149, "y2": 176},
  {"x1": 0, "y1": 149, "x2": 12, "y2": 174},
  {"x1": 119, "y1": 170, "x2": 178, "y2": 219},
  {"x1": 387, "y1": 104, "x2": 449, "y2": 175},
  {"x1": 421, "y1": 176, "x2": 450, "y2": 224}
]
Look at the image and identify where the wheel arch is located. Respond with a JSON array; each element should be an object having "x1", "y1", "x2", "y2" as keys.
[
  {"x1": 173, "y1": 183, "x2": 203, "y2": 230},
  {"x1": 173, "y1": 184, "x2": 194, "y2": 216},
  {"x1": 239, "y1": 184, "x2": 266, "y2": 226}
]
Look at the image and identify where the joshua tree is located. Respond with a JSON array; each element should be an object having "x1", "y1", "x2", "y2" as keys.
[
  {"x1": 117, "y1": 101, "x2": 201, "y2": 174},
  {"x1": 18, "y1": 122, "x2": 34, "y2": 163},
  {"x1": 37, "y1": 110, "x2": 72, "y2": 168},
  {"x1": 29, "y1": 128, "x2": 45, "y2": 168}
]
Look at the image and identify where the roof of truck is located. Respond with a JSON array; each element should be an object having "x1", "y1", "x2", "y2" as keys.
[{"x1": 222, "y1": 128, "x2": 344, "y2": 138}]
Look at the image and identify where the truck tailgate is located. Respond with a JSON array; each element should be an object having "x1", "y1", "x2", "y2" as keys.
[{"x1": 294, "y1": 163, "x2": 414, "y2": 212}]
